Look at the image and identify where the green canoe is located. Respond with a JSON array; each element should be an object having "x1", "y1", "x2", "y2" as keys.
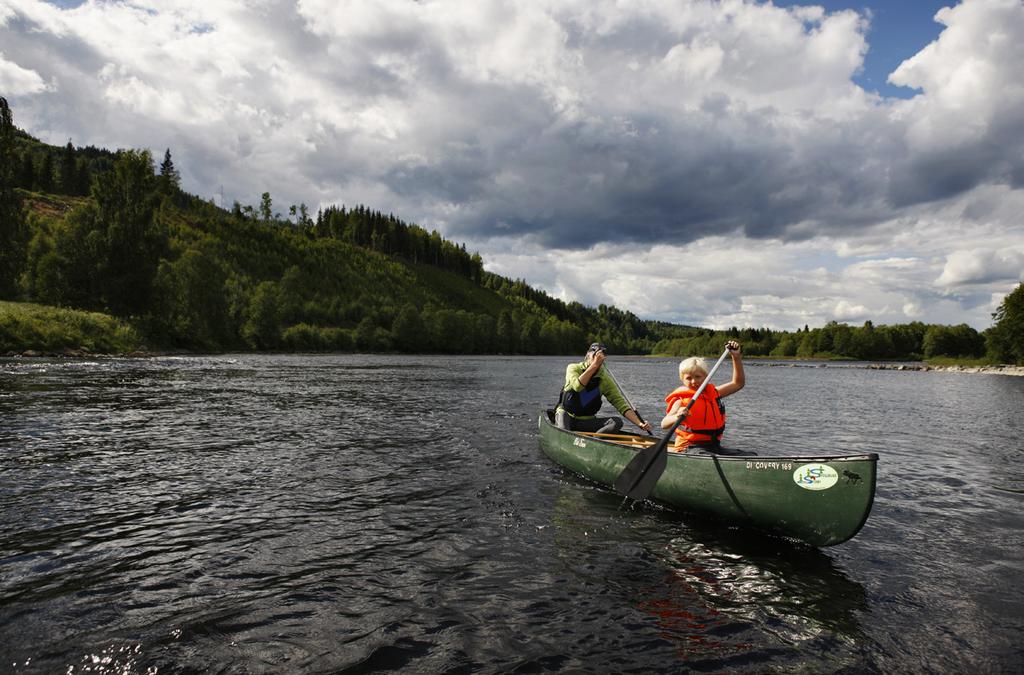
[{"x1": 538, "y1": 410, "x2": 877, "y2": 547}]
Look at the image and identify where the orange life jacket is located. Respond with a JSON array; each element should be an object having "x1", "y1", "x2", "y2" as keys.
[{"x1": 664, "y1": 383, "x2": 726, "y2": 451}]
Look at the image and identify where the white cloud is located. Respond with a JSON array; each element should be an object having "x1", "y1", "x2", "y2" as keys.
[
  {"x1": 887, "y1": 0, "x2": 1024, "y2": 204},
  {"x1": 936, "y1": 249, "x2": 1024, "y2": 287},
  {"x1": 0, "y1": 51, "x2": 48, "y2": 95},
  {"x1": 833, "y1": 300, "x2": 871, "y2": 322}
]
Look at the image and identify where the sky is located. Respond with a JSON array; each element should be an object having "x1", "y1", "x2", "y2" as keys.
[{"x1": 2, "y1": 0, "x2": 1023, "y2": 331}]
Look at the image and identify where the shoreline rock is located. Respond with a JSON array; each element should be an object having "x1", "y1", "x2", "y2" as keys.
[
  {"x1": 752, "y1": 360, "x2": 1024, "y2": 377},
  {"x1": 3, "y1": 347, "x2": 189, "y2": 359},
  {"x1": 865, "y1": 363, "x2": 1024, "y2": 377}
]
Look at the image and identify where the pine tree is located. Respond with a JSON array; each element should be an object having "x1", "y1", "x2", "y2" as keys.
[
  {"x1": 158, "y1": 148, "x2": 180, "y2": 194},
  {"x1": 38, "y1": 152, "x2": 54, "y2": 192},
  {"x1": 0, "y1": 97, "x2": 28, "y2": 298},
  {"x1": 18, "y1": 152, "x2": 35, "y2": 190},
  {"x1": 75, "y1": 157, "x2": 91, "y2": 195},
  {"x1": 59, "y1": 140, "x2": 76, "y2": 194}
]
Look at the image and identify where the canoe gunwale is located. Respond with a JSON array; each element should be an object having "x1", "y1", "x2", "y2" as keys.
[{"x1": 539, "y1": 409, "x2": 879, "y2": 463}]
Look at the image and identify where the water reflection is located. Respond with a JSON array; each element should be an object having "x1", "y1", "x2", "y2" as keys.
[
  {"x1": 546, "y1": 482, "x2": 868, "y2": 669},
  {"x1": 656, "y1": 532, "x2": 867, "y2": 640}
]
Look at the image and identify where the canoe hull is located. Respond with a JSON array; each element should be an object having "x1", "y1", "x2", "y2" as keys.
[{"x1": 538, "y1": 411, "x2": 877, "y2": 547}]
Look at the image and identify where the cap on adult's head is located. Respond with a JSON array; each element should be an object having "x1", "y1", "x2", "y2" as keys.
[{"x1": 587, "y1": 342, "x2": 607, "y2": 354}]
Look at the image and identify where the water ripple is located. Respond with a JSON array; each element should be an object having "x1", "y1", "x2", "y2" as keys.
[{"x1": 1, "y1": 355, "x2": 1022, "y2": 672}]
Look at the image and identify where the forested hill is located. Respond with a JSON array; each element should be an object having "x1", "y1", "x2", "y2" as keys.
[
  {"x1": 2, "y1": 97, "x2": 1021, "y2": 362},
  {"x1": 0, "y1": 104, "x2": 681, "y2": 355}
]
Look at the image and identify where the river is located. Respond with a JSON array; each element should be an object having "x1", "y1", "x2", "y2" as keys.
[{"x1": 1, "y1": 354, "x2": 1022, "y2": 673}]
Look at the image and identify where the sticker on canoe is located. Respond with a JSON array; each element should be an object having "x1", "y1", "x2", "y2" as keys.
[{"x1": 793, "y1": 463, "x2": 839, "y2": 490}]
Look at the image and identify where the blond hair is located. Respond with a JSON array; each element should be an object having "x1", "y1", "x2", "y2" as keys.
[{"x1": 678, "y1": 357, "x2": 708, "y2": 378}]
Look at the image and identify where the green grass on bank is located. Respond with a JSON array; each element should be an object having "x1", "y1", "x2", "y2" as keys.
[{"x1": 0, "y1": 301, "x2": 145, "y2": 354}]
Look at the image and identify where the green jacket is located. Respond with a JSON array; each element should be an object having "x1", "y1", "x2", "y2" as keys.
[{"x1": 557, "y1": 361, "x2": 630, "y2": 419}]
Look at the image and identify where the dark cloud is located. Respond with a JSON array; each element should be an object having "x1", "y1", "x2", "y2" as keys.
[
  {"x1": 422, "y1": 104, "x2": 899, "y2": 251},
  {"x1": 889, "y1": 111, "x2": 1024, "y2": 208}
]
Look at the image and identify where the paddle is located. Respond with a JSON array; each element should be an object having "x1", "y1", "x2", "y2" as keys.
[
  {"x1": 613, "y1": 346, "x2": 733, "y2": 501},
  {"x1": 603, "y1": 364, "x2": 653, "y2": 436}
]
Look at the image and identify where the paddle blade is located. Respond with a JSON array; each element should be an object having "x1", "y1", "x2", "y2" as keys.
[{"x1": 613, "y1": 435, "x2": 671, "y2": 500}]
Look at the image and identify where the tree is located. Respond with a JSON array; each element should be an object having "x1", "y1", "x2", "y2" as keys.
[
  {"x1": 355, "y1": 316, "x2": 385, "y2": 351},
  {"x1": 923, "y1": 324, "x2": 985, "y2": 359},
  {"x1": 770, "y1": 333, "x2": 799, "y2": 357},
  {"x1": 37, "y1": 152, "x2": 54, "y2": 192},
  {"x1": 157, "y1": 148, "x2": 181, "y2": 194},
  {"x1": 242, "y1": 281, "x2": 281, "y2": 349},
  {"x1": 75, "y1": 156, "x2": 92, "y2": 195},
  {"x1": 0, "y1": 97, "x2": 28, "y2": 298},
  {"x1": 89, "y1": 149, "x2": 166, "y2": 315},
  {"x1": 259, "y1": 192, "x2": 273, "y2": 221},
  {"x1": 277, "y1": 265, "x2": 307, "y2": 326},
  {"x1": 33, "y1": 209, "x2": 105, "y2": 308},
  {"x1": 497, "y1": 310, "x2": 517, "y2": 353},
  {"x1": 392, "y1": 303, "x2": 426, "y2": 352},
  {"x1": 987, "y1": 283, "x2": 1024, "y2": 364},
  {"x1": 16, "y1": 152, "x2": 35, "y2": 190},
  {"x1": 832, "y1": 324, "x2": 853, "y2": 356},
  {"x1": 152, "y1": 246, "x2": 232, "y2": 349},
  {"x1": 519, "y1": 315, "x2": 541, "y2": 355},
  {"x1": 796, "y1": 332, "x2": 816, "y2": 358},
  {"x1": 473, "y1": 313, "x2": 496, "y2": 353},
  {"x1": 59, "y1": 141, "x2": 76, "y2": 194}
]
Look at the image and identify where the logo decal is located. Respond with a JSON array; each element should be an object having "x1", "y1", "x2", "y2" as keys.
[{"x1": 793, "y1": 463, "x2": 839, "y2": 490}]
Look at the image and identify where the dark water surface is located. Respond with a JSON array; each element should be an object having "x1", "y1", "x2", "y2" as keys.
[{"x1": 1, "y1": 354, "x2": 1022, "y2": 673}]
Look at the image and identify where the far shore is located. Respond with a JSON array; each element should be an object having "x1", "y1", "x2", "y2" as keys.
[
  {"x1": 3, "y1": 348, "x2": 1024, "y2": 377},
  {"x1": 746, "y1": 360, "x2": 1024, "y2": 377}
]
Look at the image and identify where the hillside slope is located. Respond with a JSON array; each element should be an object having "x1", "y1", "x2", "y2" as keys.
[{"x1": 5, "y1": 129, "x2": 669, "y2": 354}]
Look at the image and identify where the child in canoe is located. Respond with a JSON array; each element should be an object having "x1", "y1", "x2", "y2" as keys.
[{"x1": 661, "y1": 340, "x2": 753, "y2": 455}]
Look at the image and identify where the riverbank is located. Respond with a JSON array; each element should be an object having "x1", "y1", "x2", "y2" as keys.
[
  {"x1": 753, "y1": 361, "x2": 1024, "y2": 377},
  {"x1": 0, "y1": 300, "x2": 146, "y2": 355},
  {"x1": 4, "y1": 348, "x2": 1023, "y2": 377},
  {"x1": 3, "y1": 301, "x2": 1021, "y2": 374}
]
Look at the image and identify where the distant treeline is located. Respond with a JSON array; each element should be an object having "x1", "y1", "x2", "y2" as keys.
[
  {"x1": 654, "y1": 320, "x2": 992, "y2": 361},
  {"x1": 313, "y1": 205, "x2": 484, "y2": 281},
  {"x1": 9, "y1": 129, "x2": 115, "y2": 197},
  {"x1": 1, "y1": 95, "x2": 1021, "y2": 363}
]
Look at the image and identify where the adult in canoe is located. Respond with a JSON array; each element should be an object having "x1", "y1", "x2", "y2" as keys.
[{"x1": 555, "y1": 342, "x2": 652, "y2": 435}]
